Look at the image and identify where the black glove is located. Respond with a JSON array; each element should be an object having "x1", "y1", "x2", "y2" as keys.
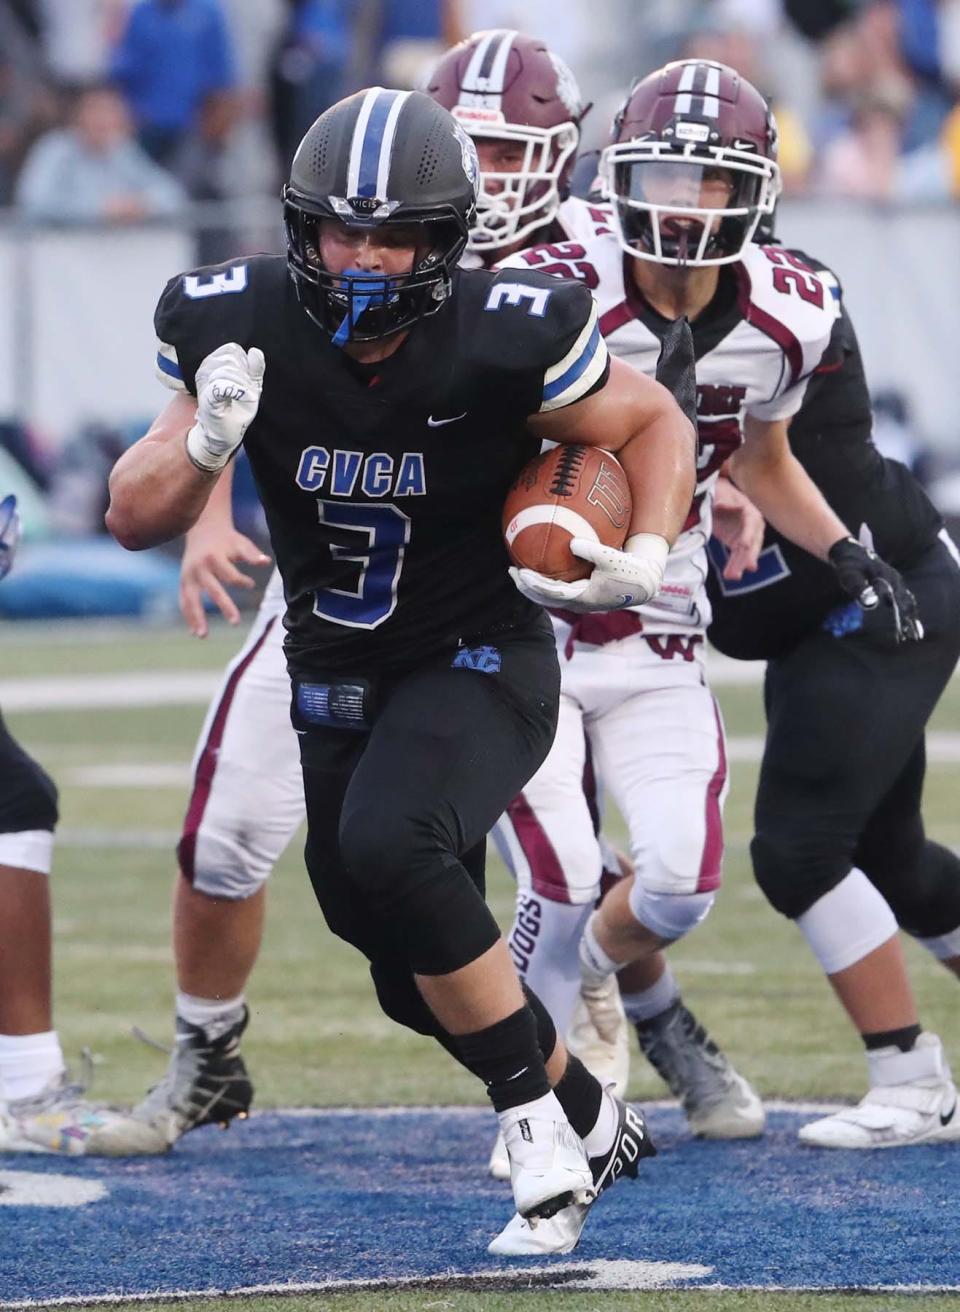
[{"x1": 827, "y1": 536, "x2": 924, "y2": 644}]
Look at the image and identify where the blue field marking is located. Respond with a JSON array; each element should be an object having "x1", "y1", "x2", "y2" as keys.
[{"x1": 2, "y1": 1105, "x2": 959, "y2": 1304}]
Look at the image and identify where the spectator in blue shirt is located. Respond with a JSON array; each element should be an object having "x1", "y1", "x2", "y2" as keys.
[
  {"x1": 373, "y1": 0, "x2": 464, "y2": 87},
  {"x1": 109, "y1": 0, "x2": 237, "y2": 166},
  {"x1": 268, "y1": 1, "x2": 374, "y2": 170}
]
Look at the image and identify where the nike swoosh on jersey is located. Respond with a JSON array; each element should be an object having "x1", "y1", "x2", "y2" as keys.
[
  {"x1": 940, "y1": 1101, "x2": 957, "y2": 1127},
  {"x1": 427, "y1": 412, "x2": 467, "y2": 427}
]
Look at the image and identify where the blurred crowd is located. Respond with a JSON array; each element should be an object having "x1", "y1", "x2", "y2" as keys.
[{"x1": 1, "y1": 0, "x2": 960, "y2": 222}]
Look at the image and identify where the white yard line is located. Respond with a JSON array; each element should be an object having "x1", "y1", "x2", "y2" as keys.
[
  {"x1": 0, "y1": 653, "x2": 764, "y2": 712},
  {"x1": 47, "y1": 729, "x2": 960, "y2": 795}
]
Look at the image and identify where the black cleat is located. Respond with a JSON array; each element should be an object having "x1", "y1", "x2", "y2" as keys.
[{"x1": 98, "y1": 1008, "x2": 254, "y2": 1155}]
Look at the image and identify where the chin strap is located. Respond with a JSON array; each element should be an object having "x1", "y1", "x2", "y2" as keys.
[{"x1": 331, "y1": 270, "x2": 391, "y2": 348}]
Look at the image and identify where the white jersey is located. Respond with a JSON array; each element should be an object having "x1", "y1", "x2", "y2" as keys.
[
  {"x1": 460, "y1": 195, "x2": 614, "y2": 269},
  {"x1": 499, "y1": 236, "x2": 838, "y2": 633}
]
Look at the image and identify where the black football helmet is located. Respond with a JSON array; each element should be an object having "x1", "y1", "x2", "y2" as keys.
[{"x1": 283, "y1": 87, "x2": 478, "y2": 343}]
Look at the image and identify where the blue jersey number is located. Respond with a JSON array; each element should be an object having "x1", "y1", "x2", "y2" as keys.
[
  {"x1": 707, "y1": 537, "x2": 791, "y2": 595},
  {"x1": 313, "y1": 501, "x2": 411, "y2": 628}
]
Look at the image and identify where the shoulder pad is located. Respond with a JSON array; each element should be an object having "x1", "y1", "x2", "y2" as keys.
[
  {"x1": 467, "y1": 266, "x2": 608, "y2": 412},
  {"x1": 495, "y1": 232, "x2": 620, "y2": 305},
  {"x1": 557, "y1": 196, "x2": 615, "y2": 243},
  {"x1": 740, "y1": 243, "x2": 839, "y2": 389},
  {"x1": 154, "y1": 256, "x2": 273, "y2": 395}
]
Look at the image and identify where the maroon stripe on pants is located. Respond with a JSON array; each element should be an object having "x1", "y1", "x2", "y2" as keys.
[
  {"x1": 177, "y1": 617, "x2": 277, "y2": 883},
  {"x1": 696, "y1": 697, "x2": 727, "y2": 893},
  {"x1": 505, "y1": 793, "x2": 572, "y2": 904}
]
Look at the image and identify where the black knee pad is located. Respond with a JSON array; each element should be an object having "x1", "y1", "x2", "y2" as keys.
[
  {"x1": 876, "y1": 841, "x2": 960, "y2": 939},
  {"x1": 751, "y1": 831, "x2": 850, "y2": 920},
  {"x1": 0, "y1": 742, "x2": 58, "y2": 837},
  {"x1": 369, "y1": 960, "x2": 440, "y2": 1039}
]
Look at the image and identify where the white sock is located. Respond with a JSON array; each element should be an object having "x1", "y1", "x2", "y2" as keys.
[
  {"x1": 496, "y1": 1088, "x2": 565, "y2": 1133},
  {"x1": 176, "y1": 991, "x2": 245, "y2": 1040},
  {"x1": 868, "y1": 1032, "x2": 945, "y2": 1087},
  {"x1": 579, "y1": 913, "x2": 621, "y2": 989},
  {"x1": 582, "y1": 1087, "x2": 619, "y2": 1159},
  {"x1": 509, "y1": 893, "x2": 593, "y2": 1037},
  {"x1": 620, "y1": 963, "x2": 680, "y2": 1024},
  {"x1": 0, "y1": 1030, "x2": 65, "y2": 1101}
]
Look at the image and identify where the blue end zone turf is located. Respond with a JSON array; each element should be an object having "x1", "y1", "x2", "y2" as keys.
[{"x1": 2, "y1": 1106, "x2": 959, "y2": 1304}]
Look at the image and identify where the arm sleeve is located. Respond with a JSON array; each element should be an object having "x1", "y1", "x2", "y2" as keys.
[{"x1": 539, "y1": 298, "x2": 609, "y2": 412}]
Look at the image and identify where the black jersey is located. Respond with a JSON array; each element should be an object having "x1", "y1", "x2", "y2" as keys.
[
  {"x1": 155, "y1": 255, "x2": 608, "y2": 673},
  {"x1": 707, "y1": 251, "x2": 942, "y2": 662}
]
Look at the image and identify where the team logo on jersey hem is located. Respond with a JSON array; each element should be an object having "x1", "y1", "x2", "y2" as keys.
[{"x1": 452, "y1": 645, "x2": 502, "y2": 673}]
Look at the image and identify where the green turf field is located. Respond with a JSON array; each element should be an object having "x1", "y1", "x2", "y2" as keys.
[
  {"x1": 4, "y1": 620, "x2": 958, "y2": 1112},
  {"x1": 4, "y1": 620, "x2": 960, "y2": 1311}
]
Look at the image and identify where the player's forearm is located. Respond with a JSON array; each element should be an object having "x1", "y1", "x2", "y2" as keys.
[
  {"x1": 185, "y1": 459, "x2": 236, "y2": 545},
  {"x1": 729, "y1": 433, "x2": 847, "y2": 561},
  {"x1": 618, "y1": 413, "x2": 696, "y2": 546},
  {"x1": 106, "y1": 431, "x2": 221, "y2": 550}
]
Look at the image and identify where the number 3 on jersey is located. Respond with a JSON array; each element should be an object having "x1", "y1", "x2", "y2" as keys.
[{"x1": 313, "y1": 501, "x2": 411, "y2": 628}]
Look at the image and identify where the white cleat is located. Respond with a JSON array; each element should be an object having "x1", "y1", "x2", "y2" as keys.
[
  {"x1": 566, "y1": 984, "x2": 630, "y2": 1098},
  {"x1": 489, "y1": 1094, "x2": 656, "y2": 1255},
  {"x1": 500, "y1": 1103, "x2": 594, "y2": 1221},
  {"x1": 799, "y1": 1033, "x2": 960, "y2": 1149},
  {"x1": 488, "y1": 1201, "x2": 589, "y2": 1256}
]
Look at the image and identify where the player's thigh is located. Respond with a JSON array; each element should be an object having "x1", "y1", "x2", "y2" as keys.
[
  {"x1": 493, "y1": 693, "x2": 602, "y2": 904},
  {"x1": 296, "y1": 720, "x2": 390, "y2": 958},
  {"x1": 758, "y1": 622, "x2": 953, "y2": 850},
  {"x1": 342, "y1": 624, "x2": 560, "y2": 872},
  {"x1": 180, "y1": 614, "x2": 304, "y2": 893},
  {"x1": 595, "y1": 663, "x2": 727, "y2": 895}
]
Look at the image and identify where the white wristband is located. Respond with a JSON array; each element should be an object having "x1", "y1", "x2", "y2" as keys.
[
  {"x1": 624, "y1": 533, "x2": 669, "y2": 566},
  {"x1": 185, "y1": 423, "x2": 228, "y2": 474}
]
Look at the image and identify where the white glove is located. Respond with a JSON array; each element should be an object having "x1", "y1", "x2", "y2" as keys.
[
  {"x1": 510, "y1": 533, "x2": 669, "y2": 613},
  {"x1": 185, "y1": 343, "x2": 266, "y2": 473}
]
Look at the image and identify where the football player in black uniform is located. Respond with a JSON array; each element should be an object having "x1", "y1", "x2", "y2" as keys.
[
  {"x1": 105, "y1": 89, "x2": 696, "y2": 1251},
  {"x1": 707, "y1": 249, "x2": 960, "y2": 1148},
  {"x1": 0, "y1": 496, "x2": 147, "y2": 1154}
]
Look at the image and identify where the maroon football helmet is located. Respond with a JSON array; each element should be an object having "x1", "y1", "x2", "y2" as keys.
[
  {"x1": 600, "y1": 60, "x2": 781, "y2": 267},
  {"x1": 426, "y1": 30, "x2": 586, "y2": 252}
]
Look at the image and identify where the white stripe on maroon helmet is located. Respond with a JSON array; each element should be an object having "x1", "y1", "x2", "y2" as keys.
[
  {"x1": 702, "y1": 64, "x2": 720, "y2": 118},
  {"x1": 459, "y1": 29, "x2": 514, "y2": 107},
  {"x1": 486, "y1": 29, "x2": 517, "y2": 94},
  {"x1": 675, "y1": 61, "x2": 697, "y2": 114}
]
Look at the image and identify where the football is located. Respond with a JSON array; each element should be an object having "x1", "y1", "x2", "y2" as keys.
[{"x1": 503, "y1": 444, "x2": 632, "y2": 581}]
